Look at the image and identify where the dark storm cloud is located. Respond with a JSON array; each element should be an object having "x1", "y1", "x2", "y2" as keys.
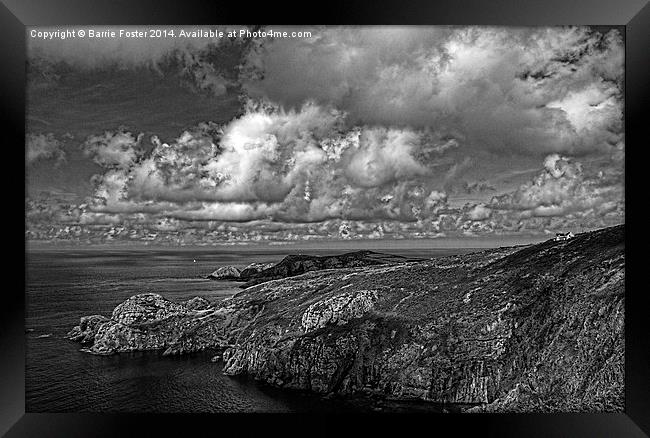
[{"x1": 27, "y1": 26, "x2": 261, "y2": 96}]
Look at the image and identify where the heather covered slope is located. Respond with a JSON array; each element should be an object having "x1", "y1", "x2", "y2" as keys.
[{"x1": 68, "y1": 225, "x2": 625, "y2": 412}]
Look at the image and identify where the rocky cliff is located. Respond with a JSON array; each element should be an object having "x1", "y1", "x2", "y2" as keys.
[
  {"x1": 67, "y1": 293, "x2": 233, "y2": 356},
  {"x1": 68, "y1": 225, "x2": 625, "y2": 412}
]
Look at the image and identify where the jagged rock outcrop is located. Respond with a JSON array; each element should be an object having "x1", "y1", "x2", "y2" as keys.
[
  {"x1": 67, "y1": 314, "x2": 110, "y2": 344},
  {"x1": 301, "y1": 290, "x2": 379, "y2": 332},
  {"x1": 111, "y1": 293, "x2": 191, "y2": 325},
  {"x1": 207, "y1": 266, "x2": 241, "y2": 280},
  {"x1": 67, "y1": 293, "x2": 231, "y2": 356},
  {"x1": 69, "y1": 225, "x2": 625, "y2": 412}
]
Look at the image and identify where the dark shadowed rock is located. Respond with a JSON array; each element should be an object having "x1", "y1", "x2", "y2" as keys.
[{"x1": 238, "y1": 262, "x2": 275, "y2": 280}]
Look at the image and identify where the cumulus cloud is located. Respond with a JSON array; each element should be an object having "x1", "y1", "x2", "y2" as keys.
[
  {"x1": 489, "y1": 153, "x2": 623, "y2": 220},
  {"x1": 69, "y1": 106, "x2": 623, "y2": 240},
  {"x1": 82, "y1": 130, "x2": 143, "y2": 169},
  {"x1": 467, "y1": 204, "x2": 492, "y2": 221},
  {"x1": 26, "y1": 26, "x2": 624, "y2": 242},
  {"x1": 83, "y1": 100, "x2": 459, "y2": 225},
  {"x1": 243, "y1": 26, "x2": 624, "y2": 157},
  {"x1": 26, "y1": 133, "x2": 66, "y2": 165},
  {"x1": 424, "y1": 150, "x2": 624, "y2": 236}
]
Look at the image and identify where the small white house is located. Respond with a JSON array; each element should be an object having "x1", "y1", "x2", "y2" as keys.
[{"x1": 555, "y1": 231, "x2": 575, "y2": 241}]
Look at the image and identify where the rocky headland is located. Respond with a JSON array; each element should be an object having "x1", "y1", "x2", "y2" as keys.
[
  {"x1": 206, "y1": 250, "x2": 421, "y2": 287},
  {"x1": 68, "y1": 225, "x2": 625, "y2": 412}
]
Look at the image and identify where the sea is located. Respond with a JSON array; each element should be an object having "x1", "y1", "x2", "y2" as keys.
[{"x1": 25, "y1": 239, "x2": 541, "y2": 413}]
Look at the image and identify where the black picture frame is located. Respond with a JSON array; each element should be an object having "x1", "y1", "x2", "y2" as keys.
[{"x1": 3, "y1": 0, "x2": 647, "y2": 436}]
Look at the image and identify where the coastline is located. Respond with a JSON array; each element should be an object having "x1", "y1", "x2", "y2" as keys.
[{"x1": 63, "y1": 225, "x2": 625, "y2": 413}]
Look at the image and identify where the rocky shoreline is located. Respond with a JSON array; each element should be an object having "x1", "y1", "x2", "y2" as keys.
[{"x1": 67, "y1": 225, "x2": 625, "y2": 412}]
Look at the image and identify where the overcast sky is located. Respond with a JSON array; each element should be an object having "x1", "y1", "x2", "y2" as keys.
[{"x1": 25, "y1": 25, "x2": 624, "y2": 242}]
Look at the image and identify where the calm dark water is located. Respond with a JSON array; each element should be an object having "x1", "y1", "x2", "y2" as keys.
[{"x1": 25, "y1": 244, "x2": 479, "y2": 413}]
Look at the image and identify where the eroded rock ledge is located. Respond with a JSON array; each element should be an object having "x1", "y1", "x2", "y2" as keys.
[{"x1": 68, "y1": 225, "x2": 625, "y2": 412}]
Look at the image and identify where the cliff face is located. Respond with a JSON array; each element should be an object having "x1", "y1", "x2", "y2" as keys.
[{"x1": 68, "y1": 225, "x2": 624, "y2": 412}]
